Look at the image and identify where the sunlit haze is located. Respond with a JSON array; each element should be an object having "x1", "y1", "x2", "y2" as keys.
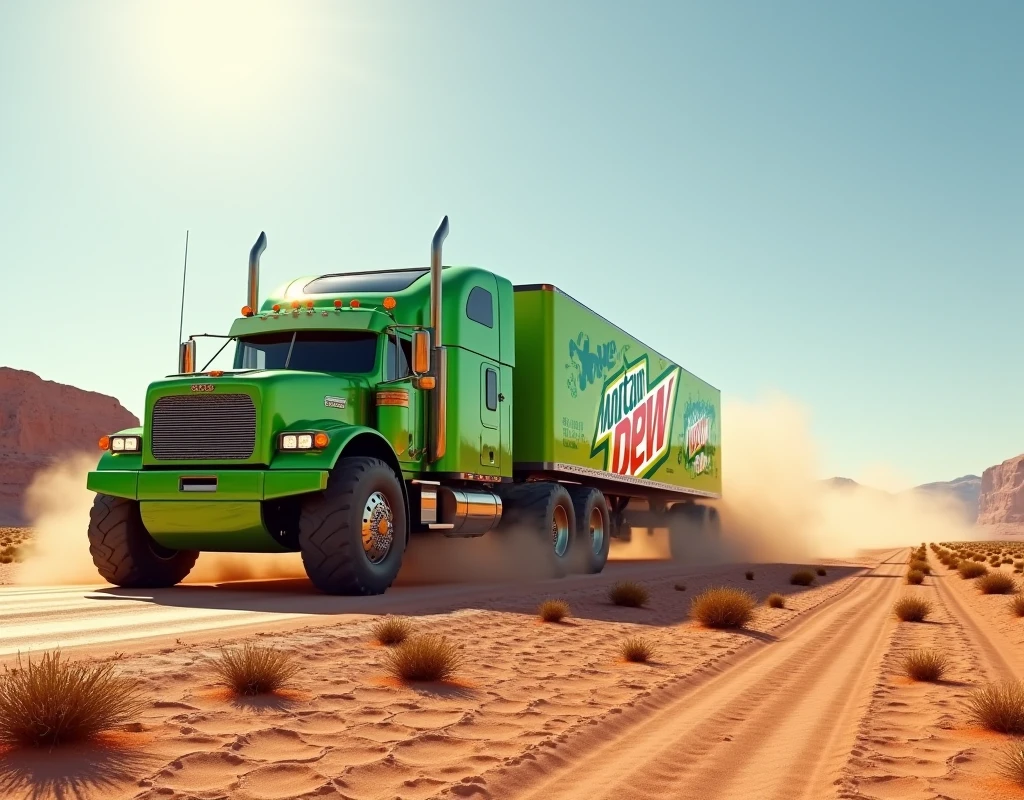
[{"x1": 2, "y1": 0, "x2": 1021, "y2": 486}]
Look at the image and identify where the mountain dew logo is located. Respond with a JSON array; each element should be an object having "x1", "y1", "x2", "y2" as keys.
[
  {"x1": 591, "y1": 355, "x2": 680, "y2": 477},
  {"x1": 679, "y1": 400, "x2": 717, "y2": 477}
]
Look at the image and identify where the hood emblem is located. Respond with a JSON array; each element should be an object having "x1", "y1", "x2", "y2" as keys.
[{"x1": 190, "y1": 384, "x2": 216, "y2": 393}]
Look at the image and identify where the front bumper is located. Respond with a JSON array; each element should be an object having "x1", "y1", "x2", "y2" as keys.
[{"x1": 86, "y1": 468, "x2": 328, "y2": 502}]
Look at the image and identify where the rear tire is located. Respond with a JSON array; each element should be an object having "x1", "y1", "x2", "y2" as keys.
[
  {"x1": 498, "y1": 482, "x2": 577, "y2": 578},
  {"x1": 567, "y1": 487, "x2": 610, "y2": 574},
  {"x1": 87, "y1": 494, "x2": 198, "y2": 588},
  {"x1": 299, "y1": 457, "x2": 406, "y2": 595}
]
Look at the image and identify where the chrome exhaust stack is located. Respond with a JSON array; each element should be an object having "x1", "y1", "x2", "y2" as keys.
[
  {"x1": 429, "y1": 216, "x2": 449, "y2": 463},
  {"x1": 246, "y1": 232, "x2": 267, "y2": 315},
  {"x1": 178, "y1": 340, "x2": 196, "y2": 374}
]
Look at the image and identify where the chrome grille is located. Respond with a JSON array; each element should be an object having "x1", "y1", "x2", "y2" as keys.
[{"x1": 151, "y1": 394, "x2": 256, "y2": 460}]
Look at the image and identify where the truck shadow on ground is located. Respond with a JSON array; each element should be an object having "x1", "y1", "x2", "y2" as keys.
[{"x1": 88, "y1": 559, "x2": 865, "y2": 629}]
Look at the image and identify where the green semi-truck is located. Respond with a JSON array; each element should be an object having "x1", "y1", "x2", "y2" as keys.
[{"x1": 86, "y1": 218, "x2": 722, "y2": 595}]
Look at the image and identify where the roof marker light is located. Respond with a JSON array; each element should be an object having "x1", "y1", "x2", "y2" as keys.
[
  {"x1": 334, "y1": 299, "x2": 343, "y2": 308},
  {"x1": 350, "y1": 299, "x2": 361, "y2": 308},
  {"x1": 272, "y1": 304, "x2": 281, "y2": 313},
  {"x1": 241, "y1": 305, "x2": 253, "y2": 317},
  {"x1": 383, "y1": 296, "x2": 397, "y2": 310},
  {"x1": 291, "y1": 300, "x2": 300, "y2": 309}
]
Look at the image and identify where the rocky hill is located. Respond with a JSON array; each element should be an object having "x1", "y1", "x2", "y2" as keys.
[
  {"x1": 978, "y1": 454, "x2": 1024, "y2": 526},
  {"x1": 0, "y1": 368, "x2": 138, "y2": 525},
  {"x1": 913, "y1": 474, "x2": 982, "y2": 522}
]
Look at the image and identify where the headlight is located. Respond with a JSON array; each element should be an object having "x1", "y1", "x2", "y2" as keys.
[
  {"x1": 107, "y1": 435, "x2": 141, "y2": 453},
  {"x1": 278, "y1": 431, "x2": 329, "y2": 451}
]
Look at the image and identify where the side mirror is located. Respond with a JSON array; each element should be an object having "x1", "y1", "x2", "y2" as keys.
[
  {"x1": 178, "y1": 340, "x2": 196, "y2": 374},
  {"x1": 412, "y1": 330, "x2": 431, "y2": 375}
]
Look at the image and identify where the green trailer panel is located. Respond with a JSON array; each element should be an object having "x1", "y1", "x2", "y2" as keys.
[{"x1": 512, "y1": 285, "x2": 721, "y2": 499}]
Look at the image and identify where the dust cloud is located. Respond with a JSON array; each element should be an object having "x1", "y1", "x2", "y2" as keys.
[{"x1": 719, "y1": 394, "x2": 977, "y2": 561}]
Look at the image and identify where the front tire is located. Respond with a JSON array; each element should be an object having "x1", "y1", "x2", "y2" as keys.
[
  {"x1": 87, "y1": 494, "x2": 198, "y2": 588},
  {"x1": 568, "y1": 487, "x2": 610, "y2": 574},
  {"x1": 299, "y1": 457, "x2": 407, "y2": 595},
  {"x1": 498, "y1": 482, "x2": 577, "y2": 578}
]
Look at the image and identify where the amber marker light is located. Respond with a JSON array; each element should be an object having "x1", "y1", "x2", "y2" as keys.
[
  {"x1": 313, "y1": 432, "x2": 330, "y2": 449},
  {"x1": 333, "y1": 299, "x2": 343, "y2": 308},
  {"x1": 383, "y1": 296, "x2": 397, "y2": 310},
  {"x1": 208, "y1": 370, "x2": 224, "y2": 377},
  {"x1": 272, "y1": 304, "x2": 281, "y2": 312},
  {"x1": 98, "y1": 436, "x2": 110, "y2": 450},
  {"x1": 305, "y1": 300, "x2": 314, "y2": 309},
  {"x1": 241, "y1": 305, "x2": 253, "y2": 317},
  {"x1": 349, "y1": 299, "x2": 361, "y2": 308},
  {"x1": 291, "y1": 300, "x2": 300, "y2": 309}
]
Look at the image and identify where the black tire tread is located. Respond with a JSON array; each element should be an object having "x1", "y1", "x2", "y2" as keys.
[
  {"x1": 566, "y1": 485, "x2": 610, "y2": 574},
  {"x1": 87, "y1": 493, "x2": 198, "y2": 588},
  {"x1": 498, "y1": 482, "x2": 576, "y2": 577},
  {"x1": 299, "y1": 457, "x2": 404, "y2": 595}
]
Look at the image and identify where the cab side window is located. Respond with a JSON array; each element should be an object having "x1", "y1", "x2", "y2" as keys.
[
  {"x1": 466, "y1": 286, "x2": 494, "y2": 328},
  {"x1": 386, "y1": 335, "x2": 411, "y2": 380}
]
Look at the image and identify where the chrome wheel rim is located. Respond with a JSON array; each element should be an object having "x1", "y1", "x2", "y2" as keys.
[
  {"x1": 361, "y1": 491, "x2": 394, "y2": 564},
  {"x1": 552, "y1": 505, "x2": 570, "y2": 558},
  {"x1": 589, "y1": 506, "x2": 605, "y2": 556}
]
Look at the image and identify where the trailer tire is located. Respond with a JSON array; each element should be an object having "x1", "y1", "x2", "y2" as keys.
[
  {"x1": 668, "y1": 502, "x2": 721, "y2": 563},
  {"x1": 498, "y1": 482, "x2": 577, "y2": 578},
  {"x1": 299, "y1": 457, "x2": 406, "y2": 595},
  {"x1": 567, "y1": 487, "x2": 610, "y2": 574},
  {"x1": 87, "y1": 493, "x2": 198, "y2": 588}
]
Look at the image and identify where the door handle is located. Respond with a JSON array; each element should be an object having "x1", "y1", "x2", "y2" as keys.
[{"x1": 498, "y1": 393, "x2": 505, "y2": 402}]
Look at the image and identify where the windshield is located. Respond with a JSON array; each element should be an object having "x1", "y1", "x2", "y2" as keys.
[{"x1": 233, "y1": 331, "x2": 378, "y2": 373}]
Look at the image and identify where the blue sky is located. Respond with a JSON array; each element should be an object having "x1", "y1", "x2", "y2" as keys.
[{"x1": 1, "y1": 1, "x2": 1021, "y2": 487}]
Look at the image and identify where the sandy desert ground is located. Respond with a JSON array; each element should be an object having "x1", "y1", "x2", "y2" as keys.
[{"x1": 1, "y1": 543, "x2": 1024, "y2": 800}]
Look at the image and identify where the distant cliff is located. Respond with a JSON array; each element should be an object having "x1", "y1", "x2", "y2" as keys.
[
  {"x1": 978, "y1": 454, "x2": 1024, "y2": 526},
  {"x1": 0, "y1": 368, "x2": 138, "y2": 524},
  {"x1": 913, "y1": 474, "x2": 982, "y2": 522}
]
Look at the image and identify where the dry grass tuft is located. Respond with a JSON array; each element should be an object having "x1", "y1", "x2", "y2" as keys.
[
  {"x1": 383, "y1": 635, "x2": 463, "y2": 683},
  {"x1": 619, "y1": 636, "x2": 656, "y2": 663},
  {"x1": 690, "y1": 587, "x2": 756, "y2": 629},
  {"x1": 999, "y1": 742, "x2": 1024, "y2": 787},
  {"x1": 766, "y1": 593, "x2": 786, "y2": 609},
  {"x1": 212, "y1": 644, "x2": 299, "y2": 696},
  {"x1": 609, "y1": 581, "x2": 649, "y2": 608},
  {"x1": 537, "y1": 599, "x2": 570, "y2": 623},
  {"x1": 958, "y1": 561, "x2": 989, "y2": 579},
  {"x1": 966, "y1": 682, "x2": 1024, "y2": 734},
  {"x1": 901, "y1": 649, "x2": 948, "y2": 682},
  {"x1": 909, "y1": 559, "x2": 931, "y2": 575},
  {"x1": 745, "y1": 570, "x2": 754, "y2": 580},
  {"x1": 816, "y1": 568, "x2": 827, "y2": 577},
  {"x1": 371, "y1": 616, "x2": 414, "y2": 645},
  {"x1": 790, "y1": 570, "x2": 815, "y2": 586},
  {"x1": 906, "y1": 569, "x2": 925, "y2": 585},
  {"x1": 893, "y1": 596, "x2": 932, "y2": 622},
  {"x1": 674, "y1": 583, "x2": 686, "y2": 592},
  {"x1": 0, "y1": 650, "x2": 145, "y2": 747},
  {"x1": 977, "y1": 572, "x2": 1017, "y2": 595},
  {"x1": 1010, "y1": 594, "x2": 1024, "y2": 618}
]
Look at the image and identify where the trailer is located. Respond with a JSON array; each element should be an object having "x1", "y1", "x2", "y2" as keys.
[{"x1": 86, "y1": 218, "x2": 722, "y2": 594}]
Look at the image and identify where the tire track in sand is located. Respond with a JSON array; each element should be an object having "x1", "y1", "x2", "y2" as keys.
[{"x1": 451, "y1": 550, "x2": 908, "y2": 800}]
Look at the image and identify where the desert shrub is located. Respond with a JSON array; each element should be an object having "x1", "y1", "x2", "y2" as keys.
[
  {"x1": 1009, "y1": 594, "x2": 1024, "y2": 617},
  {"x1": 766, "y1": 593, "x2": 786, "y2": 609},
  {"x1": 959, "y1": 561, "x2": 989, "y2": 579},
  {"x1": 966, "y1": 682, "x2": 1024, "y2": 734},
  {"x1": 1016, "y1": 561, "x2": 1024, "y2": 569},
  {"x1": 609, "y1": 581, "x2": 649, "y2": 608},
  {"x1": 901, "y1": 649, "x2": 948, "y2": 682},
  {"x1": 0, "y1": 650, "x2": 145, "y2": 747},
  {"x1": 674, "y1": 583, "x2": 686, "y2": 592},
  {"x1": 893, "y1": 596, "x2": 932, "y2": 622},
  {"x1": 212, "y1": 644, "x2": 299, "y2": 696},
  {"x1": 371, "y1": 616, "x2": 413, "y2": 645},
  {"x1": 1004, "y1": 558, "x2": 1014, "y2": 565},
  {"x1": 537, "y1": 599, "x2": 570, "y2": 623},
  {"x1": 977, "y1": 573, "x2": 1017, "y2": 595},
  {"x1": 690, "y1": 587, "x2": 756, "y2": 629},
  {"x1": 790, "y1": 570, "x2": 815, "y2": 586},
  {"x1": 909, "y1": 559, "x2": 931, "y2": 575},
  {"x1": 999, "y1": 742, "x2": 1024, "y2": 787},
  {"x1": 745, "y1": 571, "x2": 754, "y2": 580},
  {"x1": 906, "y1": 570, "x2": 925, "y2": 585},
  {"x1": 383, "y1": 635, "x2": 463, "y2": 682},
  {"x1": 972, "y1": 554, "x2": 986, "y2": 562},
  {"x1": 619, "y1": 636, "x2": 656, "y2": 663},
  {"x1": 816, "y1": 568, "x2": 827, "y2": 577}
]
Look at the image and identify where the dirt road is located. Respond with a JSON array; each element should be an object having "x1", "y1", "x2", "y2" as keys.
[{"x1": 449, "y1": 550, "x2": 906, "y2": 800}]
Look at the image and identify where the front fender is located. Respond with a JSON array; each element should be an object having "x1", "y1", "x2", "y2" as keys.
[
  {"x1": 269, "y1": 421, "x2": 395, "y2": 472},
  {"x1": 94, "y1": 426, "x2": 144, "y2": 472}
]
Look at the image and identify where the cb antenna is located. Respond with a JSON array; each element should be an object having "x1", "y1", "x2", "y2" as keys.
[{"x1": 177, "y1": 230, "x2": 189, "y2": 364}]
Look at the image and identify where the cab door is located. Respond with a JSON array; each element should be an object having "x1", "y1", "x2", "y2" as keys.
[{"x1": 480, "y1": 361, "x2": 501, "y2": 470}]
